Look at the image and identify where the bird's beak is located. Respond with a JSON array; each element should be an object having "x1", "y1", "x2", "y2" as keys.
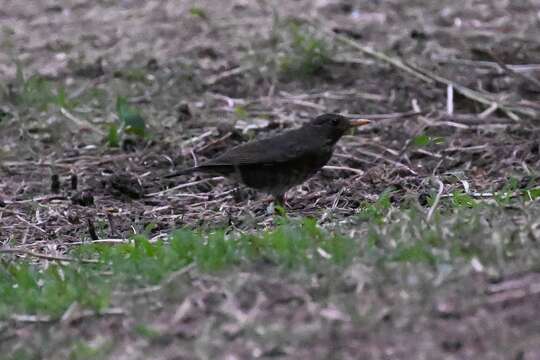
[{"x1": 349, "y1": 118, "x2": 371, "y2": 127}]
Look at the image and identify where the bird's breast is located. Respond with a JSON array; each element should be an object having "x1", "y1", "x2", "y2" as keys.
[{"x1": 236, "y1": 147, "x2": 334, "y2": 195}]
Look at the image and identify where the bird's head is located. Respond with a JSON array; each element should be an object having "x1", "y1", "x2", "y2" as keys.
[{"x1": 308, "y1": 113, "x2": 370, "y2": 144}]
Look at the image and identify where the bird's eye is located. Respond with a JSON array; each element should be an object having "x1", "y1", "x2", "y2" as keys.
[{"x1": 332, "y1": 118, "x2": 339, "y2": 125}]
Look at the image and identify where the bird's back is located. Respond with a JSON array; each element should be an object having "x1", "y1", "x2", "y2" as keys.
[
  {"x1": 197, "y1": 126, "x2": 334, "y2": 195},
  {"x1": 206, "y1": 126, "x2": 330, "y2": 166}
]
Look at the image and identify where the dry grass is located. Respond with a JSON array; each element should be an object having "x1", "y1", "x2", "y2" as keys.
[{"x1": 1, "y1": 0, "x2": 540, "y2": 359}]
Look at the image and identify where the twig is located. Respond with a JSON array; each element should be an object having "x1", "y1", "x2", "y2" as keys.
[
  {"x1": 60, "y1": 302, "x2": 125, "y2": 324},
  {"x1": 440, "y1": 113, "x2": 511, "y2": 125},
  {"x1": 356, "y1": 149, "x2": 418, "y2": 175},
  {"x1": 432, "y1": 57, "x2": 540, "y2": 72},
  {"x1": 15, "y1": 215, "x2": 47, "y2": 234},
  {"x1": 281, "y1": 89, "x2": 386, "y2": 101},
  {"x1": 486, "y1": 283, "x2": 540, "y2": 306},
  {"x1": 195, "y1": 132, "x2": 233, "y2": 152},
  {"x1": 331, "y1": 188, "x2": 345, "y2": 211},
  {"x1": 323, "y1": 165, "x2": 364, "y2": 175},
  {"x1": 87, "y1": 219, "x2": 98, "y2": 240},
  {"x1": 411, "y1": 99, "x2": 422, "y2": 113},
  {"x1": 10, "y1": 307, "x2": 124, "y2": 324},
  {"x1": 67, "y1": 238, "x2": 129, "y2": 246},
  {"x1": 427, "y1": 179, "x2": 444, "y2": 223},
  {"x1": 418, "y1": 116, "x2": 470, "y2": 129},
  {"x1": 323, "y1": 23, "x2": 534, "y2": 121},
  {"x1": 489, "y1": 51, "x2": 540, "y2": 91},
  {"x1": 413, "y1": 148, "x2": 444, "y2": 159},
  {"x1": 117, "y1": 263, "x2": 196, "y2": 296},
  {"x1": 346, "y1": 110, "x2": 423, "y2": 120},
  {"x1": 478, "y1": 102, "x2": 498, "y2": 119},
  {"x1": 5, "y1": 195, "x2": 68, "y2": 205},
  {"x1": 3, "y1": 161, "x2": 72, "y2": 169},
  {"x1": 60, "y1": 107, "x2": 105, "y2": 135},
  {"x1": 182, "y1": 130, "x2": 214, "y2": 147},
  {"x1": 204, "y1": 65, "x2": 253, "y2": 86},
  {"x1": 186, "y1": 197, "x2": 235, "y2": 209},
  {"x1": 278, "y1": 98, "x2": 326, "y2": 110},
  {"x1": 443, "y1": 144, "x2": 489, "y2": 153},
  {"x1": 106, "y1": 212, "x2": 116, "y2": 237},
  {"x1": 403, "y1": 63, "x2": 529, "y2": 121},
  {"x1": 0, "y1": 248, "x2": 98, "y2": 264},
  {"x1": 146, "y1": 176, "x2": 224, "y2": 197},
  {"x1": 324, "y1": 28, "x2": 435, "y2": 83},
  {"x1": 9, "y1": 314, "x2": 52, "y2": 323},
  {"x1": 207, "y1": 92, "x2": 247, "y2": 107},
  {"x1": 447, "y1": 85, "x2": 454, "y2": 115}
]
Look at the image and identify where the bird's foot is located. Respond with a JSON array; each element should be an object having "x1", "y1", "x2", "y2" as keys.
[
  {"x1": 266, "y1": 202, "x2": 287, "y2": 216},
  {"x1": 264, "y1": 194, "x2": 288, "y2": 215},
  {"x1": 272, "y1": 194, "x2": 289, "y2": 215}
]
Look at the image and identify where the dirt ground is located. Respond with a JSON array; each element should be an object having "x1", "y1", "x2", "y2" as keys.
[{"x1": 1, "y1": 0, "x2": 540, "y2": 359}]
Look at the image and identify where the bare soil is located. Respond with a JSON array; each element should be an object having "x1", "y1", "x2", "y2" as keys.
[{"x1": 1, "y1": 0, "x2": 540, "y2": 359}]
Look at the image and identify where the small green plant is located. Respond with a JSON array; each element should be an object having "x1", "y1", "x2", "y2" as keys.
[
  {"x1": 106, "y1": 123, "x2": 120, "y2": 147},
  {"x1": 189, "y1": 6, "x2": 208, "y2": 20},
  {"x1": 107, "y1": 96, "x2": 146, "y2": 146},
  {"x1": 69, "y1": 340, "x2": 113, "y2": 360},
  {"x1": 16, "y1": 75, "x2": 55, "y2": 109},
  {"x1": 116, "y1": 96, "x2": 145, "y2": 137},
  {"x1": 0, "y1": 219, "x2": 359, "y2": 319},
  {"x1": 134, "y1": 324, "x2": 161, "y2": 339},
  {"x1": 113, "y1": 68, "x2": 149, "y2": 83},
  {"x1": 6, "y1": 349, "x2": 36, "y2": 360},
  {"x1": 277, "y1": 23, "x2": 332, "y2": 79},
  {"x1": 524, "y1": 187, "x2": 540, "y2": 201},
  {"x1": 0, "y1": 108, "x2": 11, "y2": 123},
  {"x1": 358, "y1": 188, "x2": 394, "y2": 223},
  {"x1": 55, "y1": 86, "x2": 77, "y2": 109},
  {"x1": 11, "y1": 62, "x2": 77, "y2": 110},
  {"x1": 234, "y1": 105, "x2": 248, "y2": 119},
  {"x1": 494, "y1": 177, "x2": 520, "y2": 205},
  {"x1": 391, "y1": 241, "x2": 437, "y2": 265},
  {"x1": 0, "y1": 262, "x2": 110, "y2": 318},
  {"x1": 451, "y1": 190, "x2": 477, "y2": 208},
  {"x1": 412, "y1": 134, "x2": 445, "y2": 147}
]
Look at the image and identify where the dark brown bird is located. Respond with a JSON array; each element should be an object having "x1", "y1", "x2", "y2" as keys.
[{"x1": 166, "y1": 114, "x2": 370, "y2": 204}]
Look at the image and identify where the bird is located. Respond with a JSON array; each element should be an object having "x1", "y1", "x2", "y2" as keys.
[{"x1": 166, "y1": 113, "x2": 370, "y2": 204}]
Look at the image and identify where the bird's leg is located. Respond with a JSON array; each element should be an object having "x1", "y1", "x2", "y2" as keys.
[
  {"x1": 266, "y1": 193, "x2": 285, "y2": 216},
  {"x1": 274, "y1": 193, "x2": 292, "y2": 209},
  {"x1": 274, "y1": 193, "x2": 285, "y2": 206}
]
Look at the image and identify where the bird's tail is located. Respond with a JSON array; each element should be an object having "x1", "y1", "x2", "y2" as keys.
[{"x1": 164, "y1": 167, "x2": 199, "y2": 178}]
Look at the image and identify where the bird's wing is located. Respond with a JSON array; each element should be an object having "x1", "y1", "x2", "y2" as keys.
[{"x1": 204, "y1": 130, "x2": 322, "y2": 166}]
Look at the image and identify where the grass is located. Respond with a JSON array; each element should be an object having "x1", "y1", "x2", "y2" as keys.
[
  {"x1": 2, "y1": 197, "x2": 539, "y2": 321},
  {"x1": 0, "y1": 217, "x2": 352, "y2": 319},
  {"x1": 254, "y1": 17, "x2": 333, "y2": 80},
  {"x1": 277, "y1": 23, "x2": 332, "y2": 79},
  {"x1": 8, "y1": 63, "x2": 77, "y2": 111},
  {"x1": 108, "y1": 96, "x2": 146, "y2": 146},
  {"x1": 0, "y1": 261, "x2": 110, "y2": 317},
  {"x1": 0, "y1": 62, "x2": 149, "y2": 149},
  {"x1": 2, "y1": 2, "x2": 539, "y2": 358}
]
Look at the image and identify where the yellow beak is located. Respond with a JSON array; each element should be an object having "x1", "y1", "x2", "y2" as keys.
[{"x1": 349, "y1": 118, "x2": 371, "y2": 127}]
